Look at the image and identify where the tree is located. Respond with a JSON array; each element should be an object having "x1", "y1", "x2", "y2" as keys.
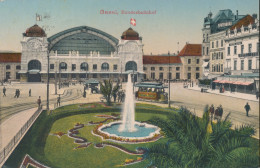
[
  {"x1": 100, "y1": 80, "x2": 120, "y2": 106},
  {"x1": 145, "y1": 106, "x2": 258, "y2": 168}
]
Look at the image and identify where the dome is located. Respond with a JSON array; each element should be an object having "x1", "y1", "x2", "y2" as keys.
[
  {"x1": 24, "y1": 24, "x2": 46, "y2": 37},
  {"x1": 121, "y1": 27, "x2": 139, "y2": 40}
]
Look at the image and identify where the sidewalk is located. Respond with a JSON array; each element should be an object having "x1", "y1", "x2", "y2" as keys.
[
  {"x1": 187, "y1": 85, "x2": 259, "y2": 102},
  {"x1": 0, "y1": 108, "x2": 38, "y2": 150}
]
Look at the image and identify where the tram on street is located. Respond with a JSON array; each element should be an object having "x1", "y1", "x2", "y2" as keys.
[{"x1": 134, "y1": 82, "x2": 168, "y2": 103}]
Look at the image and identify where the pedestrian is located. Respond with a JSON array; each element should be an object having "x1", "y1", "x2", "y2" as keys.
[
  {"x1": 57, "y1": 94, "x2": 61, "y2": 107},
  {"x1": 117, "y1": 92, "x2": 121, "y2": 102},
  {"x1": 113, "y1": 92, "x2": 117, "y2": 102},
  {"x1": 29, "y1": 89, "x2": 31, "y2": 97},
  {"x1": 17, "y1": 89, "x2": 20, "y2": 98},
  {"x1": 244, "y1": 102, "x2": 250, "y2": 117},
  {"x1": 14, "y1": 89, "x2": 18, "y2": 98},
  {"x1": 218, "y1": 105, "x2": 223, "y2": 120},
  {"x1": 209, "y1": 104, "x2": 214, "y2": 121},
  {"x1": 37, "y1": 96, "x2": 41, "y2": 108},
  {"x1": 3, "y1": 87, "x2": 6, "y2": 97},
  {"x1": 83, "y1": 90, "x2": 86, "y2": 98},
  {"x1": 192, "y1": 81, "x2": 194, "y2": 87}
]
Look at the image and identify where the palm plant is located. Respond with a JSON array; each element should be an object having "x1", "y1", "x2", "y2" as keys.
[
  {"x1": 100, "y1": 80, "x2": 119, "y2": 106},
  {"x1": 146, "y1": 106, "x2": 258, "y2": 168}
]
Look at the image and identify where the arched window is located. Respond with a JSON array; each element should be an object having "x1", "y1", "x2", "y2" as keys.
[
  {"x1": 125, "y1": 61, "x2": 137, "y2": 71},
  {"x1": 6, "y1": 65, "x2": 10, "y2": 70},
  {"x1": 101, "y1": 63, "x2": 109, "y2": 71},
  {"x1": 59, "y1": 62, "x2": 67, "y2": 70},
  {"x1": 28, "y1": 60, "x2": 41, "y2": 71},
  {"x1": 80, "y1": 62, "x2": 88, "y2": 71}
]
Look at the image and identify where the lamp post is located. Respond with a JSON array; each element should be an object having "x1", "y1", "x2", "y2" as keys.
[
  {"x1": 47, "y1": 46, "x2": 50, "y2": 111},
  {"x1": 168, "y1": 51, "x2": 171, "y2": 108},
  {"x1": 55, "y1": 61, "x2": 57, "y2": 95}
]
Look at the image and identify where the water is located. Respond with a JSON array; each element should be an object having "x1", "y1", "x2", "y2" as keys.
[
  {"x1": 118, "y1": 74, "x2": 136, "y2": 132},
  {"x1": 102, "y1": 123, "x2": 157, "y2": 137}
]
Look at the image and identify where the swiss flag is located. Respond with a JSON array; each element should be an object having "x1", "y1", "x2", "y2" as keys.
[{"x1": 130, "y1": 18, "x2": 136, "y2": 26}]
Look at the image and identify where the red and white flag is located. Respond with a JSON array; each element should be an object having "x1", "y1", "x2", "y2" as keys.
[{"x1": 130, "y1": 18, "x2": 136, "y2": 26}]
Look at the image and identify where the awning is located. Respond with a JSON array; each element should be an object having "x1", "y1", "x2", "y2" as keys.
[
  {"x1": 218, "y1": 80, "x2": 226, "y2": 84},
  {"x1": 225, "y1": 81, "x2": 234, "y2": 84},
  {"x1": 233, "y1": 81, "x2": 242, "y2": 85},
  {"x1": 213, "y1": 80, "x2": 220, "y2": 83},
  {"x1": 202, "y1": 62, "x2": 209, "y2": 67},
  {"x1": 232, "y1": 81, "x2": 253, "y2": 85},
  {"x1": 240, "y1": 82, "x2": 253, "y2": 86}
]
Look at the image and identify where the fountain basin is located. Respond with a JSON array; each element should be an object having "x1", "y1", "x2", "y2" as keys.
[{"x1": 94, "y1": 121, "x2": 161, "y2": 143}]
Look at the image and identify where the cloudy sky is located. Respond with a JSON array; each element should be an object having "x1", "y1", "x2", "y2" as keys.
[{"x1": 0, "y1": 0, "x2": 259, "y2": 54}]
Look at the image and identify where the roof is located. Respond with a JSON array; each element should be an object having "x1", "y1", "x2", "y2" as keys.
[
  {"x1": 24, "y1": 24, "x2": 46, "y2": 37},
  {"x1": 121, "y1": 27, "x2": 139, "y2": 40},
  {"x1": 177, "y1": 44, "x2": 202, "y2": 56},
  {"x1": 230, "y1": 15, "x2": 255, "y2": 30},
  {"x1": 48, "y1": 26, "x2": 119, "y2": 45},
  {"x1": 143, "y1": 55, "x2": 182, "y2": 64},
  {"x1": 0, "y1": 53, "x2": 21, "y2": 63}
]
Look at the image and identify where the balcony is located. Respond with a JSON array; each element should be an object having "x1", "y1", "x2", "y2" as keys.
[{"x1": 238, "y1": 52, "x2": 259, "y2": 57}]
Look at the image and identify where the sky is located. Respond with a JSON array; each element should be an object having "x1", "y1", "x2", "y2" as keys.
[{"x1": 0, "y1": 0, "x2": 259, "y2": 55}]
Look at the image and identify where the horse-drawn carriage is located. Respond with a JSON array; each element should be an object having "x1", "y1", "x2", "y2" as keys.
[{"x1": 134, "y1": 82, "x2": 168, "y2": 103}]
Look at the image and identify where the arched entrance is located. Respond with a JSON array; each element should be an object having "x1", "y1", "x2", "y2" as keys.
[
  {"x1": 28, "y1": 60, "x2": 41, "y2": 82},
  {"x1": 125, "y1": 61, "x2": 137, "y2": 82}
]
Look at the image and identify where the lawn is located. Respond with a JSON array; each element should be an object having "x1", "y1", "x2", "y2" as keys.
[{"x1": 4, "y1": 103, "x2": 173, "y2": 168}]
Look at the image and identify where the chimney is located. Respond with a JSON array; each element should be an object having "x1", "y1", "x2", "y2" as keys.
[{"x1": 236, "y1": 10, "x2": 238, "y2": 20}]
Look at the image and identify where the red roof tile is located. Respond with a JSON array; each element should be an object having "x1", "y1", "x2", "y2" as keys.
[
  {"x1": 143, "y1": 55, "x2": 182, "y2": 64},
  {"x1": 230, "y1": 15, "x2": 255, "y2": 30},
  {"x1": 0, "y1": 53, "x2": 21, "y2": 63},
  {"x1": 177, "y1": 44, "x2": 202, "y2": 57}
]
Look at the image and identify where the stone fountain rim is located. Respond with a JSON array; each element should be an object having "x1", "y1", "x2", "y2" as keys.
[{"x1": 98, "y1": 121, "x2": 161, "y2": 140}]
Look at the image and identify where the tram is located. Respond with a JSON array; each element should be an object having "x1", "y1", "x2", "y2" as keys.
[{"x1": 134, "y1": 82, "x2": 168, "y2": 103}]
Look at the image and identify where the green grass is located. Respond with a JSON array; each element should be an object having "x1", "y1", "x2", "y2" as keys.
[
  {"x1": 5, "y1": 103, "x2": 174, "y2": 168},
  {"x1": 5, "y1": 102, "x2": 259, "y2": 168},
  {"x1": 44, "y1": 112, "x2": 168, "y2": 168}
]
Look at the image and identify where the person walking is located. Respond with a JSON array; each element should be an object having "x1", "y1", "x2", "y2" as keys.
[
  {"x1": 29, "y1": 89, "x2": 31, "y2": 97},
  {"x1": 3, "y1": 87, "x2": 6, "y2": 97},
  {"x1": 113, "y1": 92, "x2": 117, "y2": 102},
  {"x1": 37, "y1": 96, "x2": 41, "y2": 109},
  {"x1": 117, "y1": 91, "x2": 121, "y2": 103},
  {"x1": 244, "y1": 102, "x2": 250, "y2": 117},
  {"x1": 209, "y1": 104, "x2": 214, "y2": 121},
  {"x1": 14, "y1": 89, "x2": 18, "y2": 98},
  {"x1": 83, "y1": 90, "x2": 86, "y2": 98},
  {"x1": 57, "y1": 94, "x2": 61, "y2": 107},
  {"x1": 17, "y1": 89, "x2": 20, "y2": 98},
  {"x1": 218, "y1": 105, "x2": 223, "y2": 120}
]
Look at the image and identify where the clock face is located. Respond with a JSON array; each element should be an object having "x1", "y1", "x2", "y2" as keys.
[
  {"x1": 125, "y1": 42, "x2": 138, "y2": 52},
  {"x1": 27, "y1": 39, "x2": 42, "y2": 50}
]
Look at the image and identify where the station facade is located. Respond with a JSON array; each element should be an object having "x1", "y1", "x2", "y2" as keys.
[{"x1": 19, "y1": 25, "x2": 144, "y2": 83}]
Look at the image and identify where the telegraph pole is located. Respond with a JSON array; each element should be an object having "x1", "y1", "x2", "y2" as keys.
[
  {"x1": 47, "y1": 46, "x2": 50, "y2": 111},
  {"x1": 168, "y1": 51, "x2": 171, "y2": 108}
]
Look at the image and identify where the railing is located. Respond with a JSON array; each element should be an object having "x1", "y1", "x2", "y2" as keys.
[
  {"x1": 238, "y1": 52, "x2": 259, "y2": 57},
  {"x1": 0, "y1": 108, "x2": 43, "y2": 166}
]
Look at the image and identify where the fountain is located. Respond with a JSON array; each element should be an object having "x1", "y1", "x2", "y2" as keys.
[
  {"x1": 94, "y1": 74, "x2": 161, "y2": 143},
  {"x1": 118, "y1": 74, "x2": 136, "y2": 132}
]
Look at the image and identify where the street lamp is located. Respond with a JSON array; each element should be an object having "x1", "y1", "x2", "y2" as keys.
[
  {"x1": 54, "y1": 61, "x2": 57, "y2": 95},
  {"x1": 47, "y1": 46, "x2": 50, "y2": 111},
  {"x1": 168, "y1": 51, "x2": 171, "y2": 108}
]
